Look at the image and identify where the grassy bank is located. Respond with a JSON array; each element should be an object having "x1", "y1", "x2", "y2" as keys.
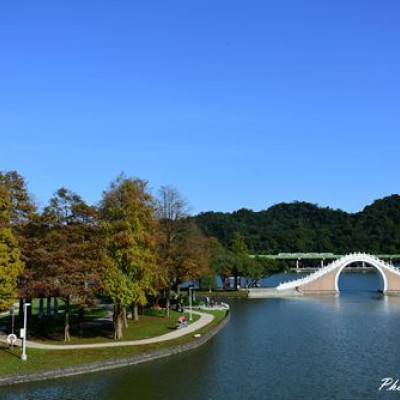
[
  {"x1": 1, "y1": 305, "x2": 199, "y2": 346},
  {"x1": 0, "y1": 310, "x2": 227, "y2": 377}
]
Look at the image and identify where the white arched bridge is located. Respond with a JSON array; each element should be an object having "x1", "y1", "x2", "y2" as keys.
[{"x1": 249, "y1": 253, "x2": 400, "y2": 297}]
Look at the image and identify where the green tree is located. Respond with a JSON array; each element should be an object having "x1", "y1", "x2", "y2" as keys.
[
  {"x1": 0, "y1": 170, "x2": 36, "y2": 225},
  {"x1": 228, "y1": 232, "x2": 253, "y2": 290},
  {"x1": 206, "y1": 237, "x2": 235, "y2": 290},
  {"x1": 100, "y1": 175, "x2": 158, "y2": 339},
  {"x1": 0, "y1": 184, "x2": 24, "y2": 310},
  {"x1": 249, "y1": 257, "x2": 286, "y2": 287}
]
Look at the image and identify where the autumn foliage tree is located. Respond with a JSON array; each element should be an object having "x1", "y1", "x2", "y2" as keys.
[
  {"x1": 45, "y1": 188, "x2": 105, "y2": 342},
  {"x1": 156, "y1": 186, "x2": 210, "y2": 317},
  {"x1": 19, "y1": 188, "x2": 105, "y2": 342}
]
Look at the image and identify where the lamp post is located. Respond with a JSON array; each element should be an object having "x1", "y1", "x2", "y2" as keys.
[
  {"x1": 21, "y1": 303, "x2": 31, "y2": 361},
  {"x1": 188, "y1": 285, "x2": 194, "y2": 321},
  {"x1": 9, "y1": 306, "x2": 15, "y2": 335}
]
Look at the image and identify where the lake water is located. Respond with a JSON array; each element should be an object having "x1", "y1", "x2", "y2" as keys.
[{"x1": 2, "y1": 272, "x2": 400, "y2": 400}]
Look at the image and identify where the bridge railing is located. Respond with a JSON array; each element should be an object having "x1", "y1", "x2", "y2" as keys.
[
  {"x1": 276, "y1": 253, "x2": 400, "y2": 291},
  {"x1": 277, "y1": 254, "x2": 348, "y2": 290}
]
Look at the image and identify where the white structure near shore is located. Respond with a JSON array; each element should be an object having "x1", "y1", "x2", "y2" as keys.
[{"x1": 249, "y1": 253, "x2": 400, "y2": 298}]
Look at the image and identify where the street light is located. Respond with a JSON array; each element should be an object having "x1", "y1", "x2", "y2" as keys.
[
  {"x1": 188, "y1": 285, "x2": 194, "y2": 321},
  {"x1": 21, "y1": 303, "x2": 31, "y2": 361},
  {"x1": 9, "y1": 306, "x2": 15, "y2": 335}
]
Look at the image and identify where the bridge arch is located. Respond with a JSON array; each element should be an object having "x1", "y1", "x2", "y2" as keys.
[
  {"x1": 276, "y1": 253, "x2": 400, "y2": 294},
  {"x1": 334, "y1": 258, "x2": 388, "y2": 292}
]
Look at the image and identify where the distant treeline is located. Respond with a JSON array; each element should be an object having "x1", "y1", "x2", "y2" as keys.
[{"x1": 192, "y1": 195, "x2": 400, "y2": 254}]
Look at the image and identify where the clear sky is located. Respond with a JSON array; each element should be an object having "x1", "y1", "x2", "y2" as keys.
[{"x1": 1, "y1": 1, "x2": 399, "y2": 214}]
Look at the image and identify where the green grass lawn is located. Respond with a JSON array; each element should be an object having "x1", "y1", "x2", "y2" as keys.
[
  {"x1": 0, "y1": 310, "x2": 227, "y2": 377},
  {"x1": 1, "y1": 307, "x2": 200, "y2": 345},
  {"x1": 34, "y1": 311, "x2": 200, "y2": 345}
]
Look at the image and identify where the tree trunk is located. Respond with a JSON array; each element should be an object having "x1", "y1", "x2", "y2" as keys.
[
  {"x1": 19, "y1": 298, "x2": 24, "y2": 321},
  {"x1": 176, "y1": 283, "x2": 181, "y2": 296},
  {"x1": 38, "y1": 298, "x2": 44, "y2": 319},
  {"x1": 77, "y1": 307, "x2": 84, "y2": 337},
  {"x1": 122, "y1": 307, "x2": 128, "y2": 328},
  {"x1": 234, "y1": 274, "x2": 238, "y2": 291},
  {"x1": 132, "y1": 303, "x2": 139, "y2": 321},
  {"x1": 113, "y1": 303, "x2": 123, "y2": 340},
  {"x1": 47, "y1": 297, "x2": 52, "y2": 317},
  {"x1": 164, "y1": 288, "x2": 171, "y2": 318},
  {"x1": 64, "y1": 296, "x2": 71, "y2": 343},
  {"x1": 53, "y1": 297, "x2": 58, "y2": 316}
]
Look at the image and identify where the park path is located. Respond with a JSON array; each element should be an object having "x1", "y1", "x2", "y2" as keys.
[{"x1": 1, "y1": 310, "x2": 214, "y2": 350}]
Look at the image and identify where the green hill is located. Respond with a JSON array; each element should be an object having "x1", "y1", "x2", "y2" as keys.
[{"x1": 192, "y1": 195, "x2": 400, "y2": 254}]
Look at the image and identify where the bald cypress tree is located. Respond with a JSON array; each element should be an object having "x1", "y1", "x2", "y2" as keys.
[
  {"x1": 100, "y1": 175, "x2": 158, "y2": 339},
  {"x1": 40, "y1": 188, "x2": 105, "y2": 342},
  {"x1": 0, "y1": 184, "x2": 24, "y2": 310}
]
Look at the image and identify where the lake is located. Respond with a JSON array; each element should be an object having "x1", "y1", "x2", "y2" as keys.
[{"x1": 2, "y1": 272, "x2": 400, "y2": 399}]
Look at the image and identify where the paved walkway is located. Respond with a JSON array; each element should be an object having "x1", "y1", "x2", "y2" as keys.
[{"x1": 1, "y1": 310, "x2": 214, "y2": 350}]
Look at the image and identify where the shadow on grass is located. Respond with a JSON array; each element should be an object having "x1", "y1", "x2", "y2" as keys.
[
  {"x1": 31, "y1": 320, "x2": 116, "y2": 343},
  {"x1": 0, "y1": 345, "x2": 21, "y2": 360},
  {"x1": 0, "y1": 313, "x2": 115, "y2": 343}
]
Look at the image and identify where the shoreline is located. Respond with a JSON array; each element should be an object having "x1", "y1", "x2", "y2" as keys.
[{"x1": 0, "y1": 311, "x2": 230, "y2": 387}]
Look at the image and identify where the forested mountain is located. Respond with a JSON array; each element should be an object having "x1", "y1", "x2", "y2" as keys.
[{"x1": 192, "y1": 195, "x2": 400, "y2": 254}]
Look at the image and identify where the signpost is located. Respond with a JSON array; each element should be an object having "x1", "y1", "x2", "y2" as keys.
[{"x1": 7, "y1": 333, "x2": 17, "y2": 351}]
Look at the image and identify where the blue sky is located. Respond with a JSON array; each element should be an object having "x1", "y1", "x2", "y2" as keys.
[{"x1": 1, "y1": 1, "x2": 399, "y2": 213}]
